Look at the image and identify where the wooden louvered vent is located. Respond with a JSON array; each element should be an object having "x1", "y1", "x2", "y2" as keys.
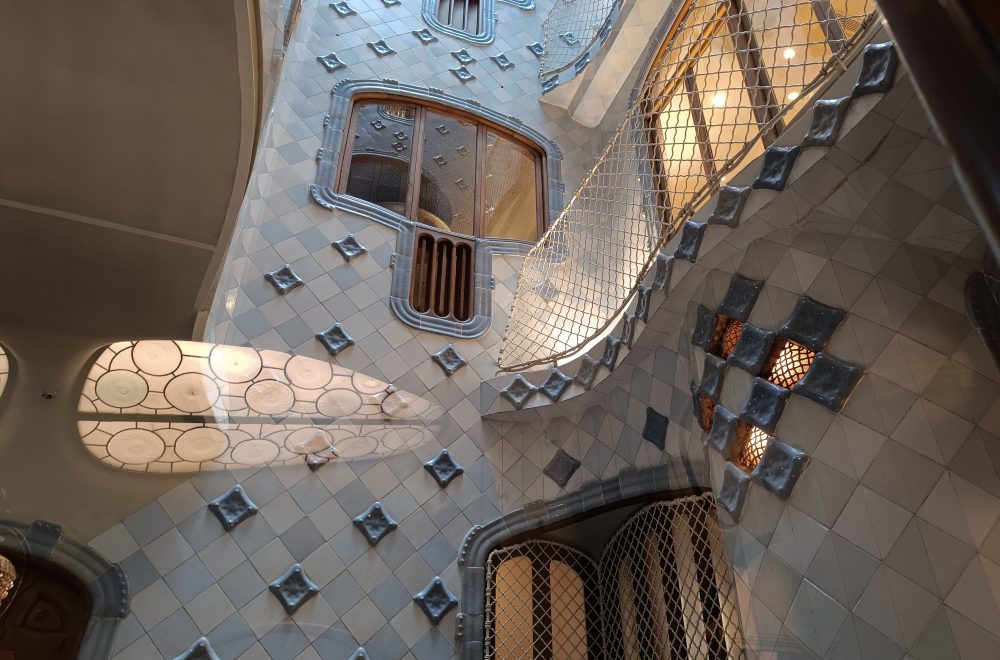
[{"x1": 411, "y1": 227, "x2": 475, "y2": 322}]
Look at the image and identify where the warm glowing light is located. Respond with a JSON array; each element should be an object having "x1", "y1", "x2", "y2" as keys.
[
  {"x1": 783, "y1": 48, "x2": 796, "y2": 60},
  {"x1": 0, "y1": 554, "x2": 14, "y2": 604},
  {"x1": 711, "y1": 92, "x2": 727, "y2": 107},
  {"x1": 77, "y1": 340, "x2": 441, "y2": 472},
  {"x1": 766, "y1": 339, "x2": 815, "y2": 389},
  {"x1": 787, "y1": 91, "x2": 800, "y2": 101},
  {"x1": 739, "y1": 426, "x2": 769, "y2": 469}
]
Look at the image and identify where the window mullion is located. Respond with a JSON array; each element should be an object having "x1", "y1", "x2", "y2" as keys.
[
  {"x1": 684, "y1": 71, "x2": 718, "y2": 181},
  {"x1": 407, "y1": 107, "x2": 428, "y2": 221},
  {"x1": 474, "y1": 125, "x2": 487, "y2": 238},
  {"x1": 810, "y1": 0, "x2": 847, "y2": 51},
  {"x1": 531, "y1": 556, "x2": 553, "y2": 660},
  {"x1": 724, "y1": 1, "x2": 785, "y2": 144}
]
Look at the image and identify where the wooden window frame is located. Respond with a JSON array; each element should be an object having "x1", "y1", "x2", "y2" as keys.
[
  {"x1": 642, "y1": 0, "x2": 851, "y2": 219},
  {"x1": 337, "y1": 93, "x2": 548, "y2": 242}
]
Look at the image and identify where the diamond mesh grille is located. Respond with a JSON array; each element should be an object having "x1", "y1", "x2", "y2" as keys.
[
  {"x1": 765, "y1": 339, "x2": 815, "y2": 388},
  {"x1": 500, "y1": 0, "x2": 878, "y2": 370},
  {"x1": 716, "y1": 318, "x2": 743, "y2": 358},
  {"x1": 736, "y1": 424, "x2": 769, "y2": 470},
  {"x1": 485, "y1": 540, "x2": 601, "y2": 659},
  {"x1": 601, "y1": 495, "x2": 744, "y2": 659},
  {"x1": 540, "y1": 0, "x2": 618, "y2": 78},
  {"x1": 484, "y1": 494, "x2": 744, "y2": 659}
]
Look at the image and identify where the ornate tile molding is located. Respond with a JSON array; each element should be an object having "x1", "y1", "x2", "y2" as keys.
[
  {"x1": 0, "y1": 519, "x2": 129, "y2": 659},
  {"x1": 422, "y1": 0, "x2": 496, "y2": 45}
]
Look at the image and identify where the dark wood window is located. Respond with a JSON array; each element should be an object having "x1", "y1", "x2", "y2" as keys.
[
  {"x1": 642, "y1": 0, "x2": 865, "y2": 223},
  {"x1": 411, "y1": 226, "x2": 476, "y2": 322},
  {"x1": 338, "y1": 96, "x2": 546, "y2": 242},
  {"x1": 436, "y1": 0, "x2": 481, "y2": 34}
]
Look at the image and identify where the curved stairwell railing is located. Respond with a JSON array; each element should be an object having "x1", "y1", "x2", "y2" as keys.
[{"x1": 500, "y1": 0, "x2": 880, "y2": 371}]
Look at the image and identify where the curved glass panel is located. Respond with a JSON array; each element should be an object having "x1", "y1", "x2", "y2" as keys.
[{"x1": 77, "y1": 341, "x2": 441, "y2": 473}]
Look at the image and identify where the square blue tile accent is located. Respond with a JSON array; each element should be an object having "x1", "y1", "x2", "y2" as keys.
[
  {"x1": 792, "y1": 352, "x2": 864, "y2": 412},
  {"x1": 425, "y1": 449, "x2": 464, "y2": 488},
  {"x1": 728, "y1": 323, "x2": 776, "y2": 376},
  {"x1": 674, "y1": 221, "x2": 707, "y2": 262},
  {"x1": 368, "y1": 39, "x2": 396, "y2": 56},
  {"x1": 208, "y1": 485, "x2": 258, "y2": 532},
  {"x1": 574, "y1": 355, "x2": 600, "y2": 390},
  {"x1": 538, "y1": 369, "x2": 572, "y2": 402},
  {"x1": 739, "y1": 378, "x2": 791, "y2": 434},
  {"x1": 717, "y1": 275, "x2": 764, "y2": 322},
  {"x1": 317, "y1": 53, "x2": 346, "y2": 72},
  {"x1": 749, "y1": 437, "x2": 810, "y2": 501},
  {"x1": 718, "y1": 463, "x2": 751, "y2": 520},
  {"x1": 753, "y1": 146, "x2": 800, "y2": 191},
  {"x1": 316, "y1": 324, "x2": 355, "y2": 356},
  {"x1": 527, "y1": 42, "x2": 545, "y2": 58},
  {"x1": 642, "y1": 407, "x2": 669, "y2": 450},
  {"x1": 500, "y1": 375, "x2": 535, "y2": 410},
  {"x1": 450, "y1": 66, "x2": 476, "y2": 82},
  {"x1": 778, "y1": 295, "x2": 846, "y2": 352},
  {"x1": 414, "y1": 577, "x2": 458, "y2": 624},
  {"x1": 353, "y1": 502, "x2": 398, "y2": 546},
  {"x1": 852, "y1": 42, "x2": 898, "y2": 97},
  {"x1": 265, "y1": 264, "x2": 304, "y2": 294},
  {"x1": 173, "y1": 637, "x2": 220, "y2": 660},
  {"x1": 452, "y1": 49, "x2": 476, "y2": 64},
  {"x1": 333, "y1": 234, "x2": 367, "y2": 261},
  {"x1": 543, "y1": 449, "x2": 580, "y2": 488},
  {"x1": 432, "y1": 344, "x2": 467, "y2": 376},
  {"x1": 330, "y1": 1, "x2": 356, "y2": 16},
  {"x1": 268, "y1": 564, "x2": 320, "y2": 615},
  {"x1": 413, "y1": 28, "x2": 437, "y2": 44},
  {"x1": 490, "y1": 53, "x2": 514, "y2": 71}
]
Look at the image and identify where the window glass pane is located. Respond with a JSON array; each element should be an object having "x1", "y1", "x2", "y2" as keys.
[
  {"x1": 494, "y1": 556, "x2": 534, "y2": 659},
  {"x1": 418, "y1": 110, "x2": 478, "y2": 235},
  {"x1": 484, "y1": 132, "x2": 539, "y2": 241},
  {"x1": 550, "y1": 560, "x2": 589, "y2": 659},
  {"x1": 344, "y1": 101, "x2": 416, "y2": 215},
  {"x1": 744, "y1": 0, "x2": 831, "y2": 105},
  {"x1": 655, "y1": 92, "x2": 707, "y2": 210},
  {"x1": 694, "y1": 28, "x2": 766, "y2": 170}
]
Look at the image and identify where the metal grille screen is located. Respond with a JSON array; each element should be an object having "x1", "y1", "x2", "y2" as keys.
[
  {"x1": 500, "y1": 0, "x2": 878, "y2": 371},
  {"x1": 601, "y1": 495, "x2": 744, "y2": 659},
  {"x1": 484, "y1": 494, "x2": 744, "y2": 659}
]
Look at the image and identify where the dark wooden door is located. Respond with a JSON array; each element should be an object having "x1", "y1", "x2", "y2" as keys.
[{"x1": 0, "y1": 555, "x2": 91, "y2": 660}]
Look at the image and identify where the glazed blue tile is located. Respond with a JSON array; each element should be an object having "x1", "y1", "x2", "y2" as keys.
[
  {"x1": 316, "y1": 324, "x2": 355, "y2": 356},
  {"x1": 208, "y1": 485, "x2": 258, "y2": 532},
  {"x1": 792, "y1": 352, "x2": 864, "y2": 412},
  {"x1": 716, "y1": 275, "x2": 764, "y2": 321},
  {"x1": 425, "y1": 450, "x2": 464, "y2": 488},
  {"x1": 642, "y1": 407, "x2": 669, "y2": 450},
  {"x1": 265, "y1": 264, "x2": 304, "y2": 294},
  {"x1": 173, "y1": 637, "x2": 220, "y2": 660},
  {"x1": 269, "y1": 564, "x2": 320, "y2": 615},
  {"x1": 330, "y1": 2, "x2": 356, "y2": 17},
  {"x1": 543, "y1": 449, "x2": 580, "y2": 488},
  {"x1": 432, "y1": 344, "x2": 467, "y2": 376},
  {"x1": 574, "y1": 355, "x2": 600, "y2": 390},
  {"x1": 317, "y1": 53, "x2": 346, "y2": 72},
  {"x1": 413, "y1": 577, "x2": 458, "y2": 624},
  {"x1": 778, "y1": 295, "x2": 846, "y2": 352},
  {"x1": 753, "y1": 146, "x2": 800, "y2": 191},
  {"x1": 500, "y1": 375, "x2": 535, "y2": 410},
  {"x1": 413, "y1": 28, "x2": 437, "y2": 44},
  {"x1": 852, "y1": 42, "x2": 898, "y2": 97},
  {"x1": 353, "y1": 502, "x2": 398, "y2": 546},
  {"x1": 739, "y1": 378, "x2": 790, "y2": 434},
  {"x1": 674, "y1": 221, "x2": 706, "y2": 262},
  {"x1": 749, "y1": 437, "x2": 810, "y2": 501},
  {"x1": 539, "y1": 369, "x2": 572, "y2": 401}
]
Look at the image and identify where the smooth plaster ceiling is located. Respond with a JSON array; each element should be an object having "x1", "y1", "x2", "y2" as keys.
[{"x1": 0, "y1": 1, "x2": 251, "y2": 338}]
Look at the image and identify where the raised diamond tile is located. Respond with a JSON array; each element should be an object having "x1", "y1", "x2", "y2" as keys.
[
  {"x1": 452, "y1": 49, "x2": 476, "y2": 64},
  {"x1": 802, "y1": 97, "x2": 852, "y2": 148},
  {"x1": 330, "y1": 1, "x2": 356, "y2": 17},
  {"x1": 750, "y1": 437, "x2": 810, "y2": 500},
  {"x1": 793, "y1": 352, "x2": 864, "y2": 412},
  {"x1": 368, "y1": 39, "x2": 396, "y2": 56},
  {"x1": 450, "y1": 66, "x2": 476, "y2": 82},
  {"x1": 174, "y1": 637, "x2": 220, "y2": 660},
  {"x1": 717, "y1": 275, "x2": 764, "y2": 321},
  {"x1": 414, "y1": 577, "x2": 458, "y2": 624},
  {"x1": 718, "y1": 462, "x2": 752, "y2": 520},
  {"x1": 642, "y1": 407, "x2": 669, "y2": 450},
  {"x1": 674, "y1": 221, "x2": 707, "y2": 262},
  {"x1": 269, "y1": 564, "x2": 320, "y2": 615},
  {"x1": 699, "y1": 354, "x2": 727, "y2": 402},
  {"x1": 527, "y1": 42, "x2": 545, "y2": 58},
  {"x1": 265, "y1": 264, "x2": 304, "y2": 294},
  {"x1": 425, "y1": 449, "x2": 464, "y2": 488},
  {"x1": 317, "y1": 52, "x2": 346, "y2": 72},
  {"x1": 652, "y1": 253, "x2": 673, "y2": 291},
  {"x1": 753, "y1": 146, "x2": 800, "y2": 191},
  {"x1": 709, "y1": 185, "x2": 752, "y2": 228},
  {"x1": 543, "y1": 449, "x2": 581, "y2": 488},
  {"x1": 333, "y1": 234, "x2": 367, "y2": 261},
  {"x1": 316, "y1": 324, "x2": 354, "y2": 356},
  {"x1": 705, "y1": 405, "x2": 739, "y2": 458},
  {"x1": 539, "y1": 369, "x2": 573, "y2": 402},
  {"x1": 353, "y1": 502, "x2": 398, "y2": 546},
  {"x1": 413, "y1": 28, "x2": 437, "y2": 44},
  {"x1": 740, "y1": 378, "x2": 791, "y2": 434},
  {"x1": 778, "y1": 295, "x2": 846, "y2": 352},
  {"x1": 432, "y1": 344, "x2": 467, "y2": 376},
  {"x1": 208, "y1": 485, "x2": 258, "y2": 531},
  {"x1": 574, "y1": 355, "x2": 600, "y2": 390},
  {"x1": 600, "y1": 336, "x2": 621, "y2": 370},
  {"x1": 691, "y1": 305, "x2": 716, "y2": 350},
  {"x1": 728, "y1": 323, "x2": 776, "y2": 376},
  {"x1": 491, "y1": 53, "x2": 514, "y2": 71},
  {"x1": 852, "y1": 42, "x2": 898, "y2": 97},
  {"x1": 500, "y1": 375, "x2": 536, "y2": 410}
]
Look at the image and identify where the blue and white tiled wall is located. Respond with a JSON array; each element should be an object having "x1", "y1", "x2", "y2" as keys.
[{"x1": 87, "y1": 1, "x2": 1000, "y2": 658}]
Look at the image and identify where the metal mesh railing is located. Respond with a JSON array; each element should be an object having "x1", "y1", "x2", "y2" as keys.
[
  {"x1": 485, "y1": 540, "x2": 601, "y2": 659},
  {"x1": 500, "y1": 0, "x2": 878, "y2": 371},
  {"x1": 540, "y1": 0, "x2": 620, "y2": 78},
  {"x1": 601, "y1": 495, "x2": 744, "y2": 659}
]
